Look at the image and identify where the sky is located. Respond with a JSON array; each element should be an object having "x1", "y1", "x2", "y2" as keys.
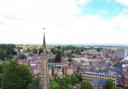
[{"x1": 0, "y1": 0, "x2": 128, "y2": 45}]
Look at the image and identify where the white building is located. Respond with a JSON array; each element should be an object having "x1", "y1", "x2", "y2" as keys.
[
  {"x1": 122, "y1": 64, "x2": 128, "y2": 71},
  {"x1": 116, "y1": 49, "x2": 128, "y2": 59}
]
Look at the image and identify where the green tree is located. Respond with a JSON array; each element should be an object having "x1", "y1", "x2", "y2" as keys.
[
  {"x1": 0, "y1": 64, "x2": 9, "y2": 88},
  {"x1": 48, "y1": 57, "x2": 55, "y2": 62},
  {"x1": 71, "y1": 75, "x2": 79, "y2": 85},
  {"x1": 50, "y1": 79, "x2": 59, "y2": 89},
  {"x1": 111, "y1": 85, "x2": 120, "y2": 89},
  {"x1": 0, "y1": 64, "x2": 3, "y2": 88},
  {"x1": 111, "y1": 85, "x2": 123, "y2": 89},
  {"x1": 54, "y1": 76, "x2": 61, "y2": 83},
  {"x1": 28, "y1": 77, "x2": 40, "y2": 89},
  {"x1": 96, "y1": 48, "x2": 102, "y2": 52},
  {"x1": 59, "y1": 83, "x2": 73, "y2": 89},
  {"x1": 63, "y1": 76, "x2": 71, "y2": 84},
  {"x1": 67, "y1": 52, "x2": 72, "y2": 57},
  {"x1": 26, "y1": 48, "x2": 31, "y2": 52},
  {"x1": 55, "y1": 50, "x2": 62, "y2": 63},
  {"x1": 59, "y1": 77, "x2": 73, "y2": 89},
  {"x1": 0, "y1": 48, "x2": 6, "y2": 61},
  {"x1": 0, "y1": 44, "x2": 16, "y2": 60},
  {"x1": 6, "y1": 44, "x2": 16, "y2": 55},
  {"x1": 0, "y1": 44, "x2": 16, "y2": 55},
  {"x1": 80, "y1": 81, "x2": 93, "y2": 89},
  {"x1": 68, "y1": 57, "x2": 72, "y2": 62},
  {"x1": 17, "y1": 54, "x2": 27, "y2": 60},
  {"x1": 51, "y1": 76, "x2": 74, "y2": 89},
  {"x1": 2, "y1": 61, "x2": 32, "y2": 89},
  {"x1": 31, "y1": 48, "x2": 38, "y2": 54},
  {"x1": 75, "y1": 73, "x2": 83, "y2": 82},
  {"x1": 51, "y1": 65, "x2": 54, "y2": 76},
  {"x1": 104, "y1": 79, "x2": 115, "y2": 89}
]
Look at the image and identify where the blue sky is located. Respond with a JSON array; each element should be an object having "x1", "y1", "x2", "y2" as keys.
[
  {"x1": 78, "y1": 0, "x2": 126, "y2": 19},
  {"x1": 0, "y1": 0, "x2": 128, "y2": 45}
]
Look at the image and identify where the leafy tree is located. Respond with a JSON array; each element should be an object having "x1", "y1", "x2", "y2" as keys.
[
  {"x1": 26, "y1": 48, "x2": 31, "y2": 52},
  {"x1": 63, "y1": 76, "x2": 71, "y2": 84},
  {"x1": 59, "y1": 83, "x2": 73, "y2": 89},
  {"x1": 0, "y1": 48, "x2": 6, "y2": 61},
  {"x1": 28, "y1": 77, "x2": 40, "y2": 89},
  {"x1": 67, "y1": 52, "x2": 72, "y2": 57},
  {"x1": 51, "y1": 48, "x2": 57, "y2": 54},
  {"x1": 31, "y1": 48, "x2": 38, "y2": 54},
  {"x1": 51, "y1": 65, "x2": 54, "y2": 76},
  {"x1": 68, "y1": 57, "x2": 72, "y2": 62},
  {"x1": 50, "y1": 79, "x2": 59, "y2": 89},
  {"x1": 111, "y1": 85, "x2": 120, "y2": 89},
  {"x1": 6, "y1": 44, "x2": 16, "y2": 55},
  {"x1": 48, "y1": 57, "x2": 55, "y2": 62},
  {"x1": 0, "y1": 44, "x2": 16, "y2": 60},
  {"x1": 104, "y1": 79, "x2": 115, "y2": 89},
  {"x1": 2, "y1": 61, "x2": 32, "y2": 89},
  {"x1": 17, "y1": 54, "x2": 27, "y2": 60},
  {"x1": 54, "y1": 76, "x2": 61, "y2": 83},
  {"x1": 71, "y1": 75, "x2": 79, "y2": 85},
  {"x1": 0, "y1": 64, "x2": 9, "y2": 88},
  {"x1": 55, "y1": 50, "x2": 62, "y2": 63},
  {"x1": 112, "y1": 86, "x2": 123, "y2": 89},
  {"x1": 0, "y1": 44, "x2": 16, "y2": 55},
  {"x1": 96, "y1": 48, "x2": 102, "y2": 52},
  {"x1": 80, "y1": 81, "x2": 93, "y2": 89},
  {"x1": 75, "y1": 73, "x2": 83, "y2": 82},
  {"x1": 50, "y1": 76, "x2": 73, "y2": 89},
  {"x1": 59, "y1": 77, "x2": 73, "y2": 89},
  {"x1": 0, "y1": 64, "x2": 3, "y2": 88},
  {"x1": 50, "y1": 72, "x2": 83, "y2": 89}
]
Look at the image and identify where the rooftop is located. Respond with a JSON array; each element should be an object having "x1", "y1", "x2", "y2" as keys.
[{"x1": 83, "y1": 70, "x2": 116, "y2": 76}]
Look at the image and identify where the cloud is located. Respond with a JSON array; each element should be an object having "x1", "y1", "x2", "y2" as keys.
[
  {"x1": 0, "y1": 22, "x2": 4, "y2": 24},
  {"x1": 0, "y1": 16, "x2": 5, "y2": 25},
  {"x1": 0, "y1": 0, "x2": 128, "y2": 44},
  {"x1": 116, "y1": 0, "x2": 128, "y2": 6},
  {"x1": 54, "y1": 13, "x2": 128, "y2": 44},
  {"x1": 77, "y1": 0, "x2": 90, "y2": 6},
  {"x1": 4, "y1": 16, "x2": 22, "y2": 21}
]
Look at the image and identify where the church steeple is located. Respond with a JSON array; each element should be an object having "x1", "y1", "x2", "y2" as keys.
[
  {"x1": 43, "y1": 28, "x2": 46, "y2": 54},
  {"x1": 43, "y1": 28, "x2": 46, "y2": 48},
  {"x1": 39, "y1": 28, "x2": 49, "y2": 89}
]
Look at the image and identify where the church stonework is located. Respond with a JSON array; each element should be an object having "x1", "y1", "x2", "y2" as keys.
[{"x1": 39, "y1": 29, "x2": 49, "y2": 89}]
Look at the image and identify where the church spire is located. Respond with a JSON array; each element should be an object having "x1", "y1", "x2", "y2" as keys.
[
  {"x1": 43, "y1": 28, "x2": 46, "y2": 48},
  {"x1": 43, "y1": 28, "x2": 46, "y2": 54}
]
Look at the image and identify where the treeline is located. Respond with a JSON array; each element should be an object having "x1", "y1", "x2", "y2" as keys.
[
  {"x1": 0, "y1": 44, "x2": 43, "y2": 61},
  {"x1": 0, "y1": 61, "x2": 40, "y2": 89},
  {"x1": 0, "y1": 44, "x2": 16, "y2": 61},
  {"x1": 50, "y1": 73, "x2": 83, "y2": 89}
]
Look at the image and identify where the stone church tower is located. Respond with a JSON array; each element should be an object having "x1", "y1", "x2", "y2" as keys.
[{"x1": 39, "y1": 28, "x2": 49, "y2": 89}]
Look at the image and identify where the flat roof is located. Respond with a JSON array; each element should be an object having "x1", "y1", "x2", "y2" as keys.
[{"x1": 82, "y1": 70, "x2": 116, "y2": 76}]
